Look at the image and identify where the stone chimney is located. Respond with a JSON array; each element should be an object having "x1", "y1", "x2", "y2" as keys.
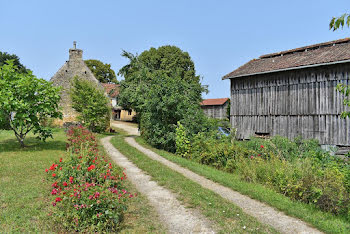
[{"x1": 69, "y1": 41, "x2": 83, "y2": 61}]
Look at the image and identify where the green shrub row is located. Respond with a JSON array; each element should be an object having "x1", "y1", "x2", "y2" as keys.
[{"x1": 175, "y1": 123, "x2": 350, "y2": 220}]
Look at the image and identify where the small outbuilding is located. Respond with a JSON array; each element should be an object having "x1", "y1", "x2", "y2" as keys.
[
  {"x1": 223, "y1": 38, "x2": 350, "y2": 146},
  {"x1": 200, "y1": 98, "x2": 229, "y2": 119}
]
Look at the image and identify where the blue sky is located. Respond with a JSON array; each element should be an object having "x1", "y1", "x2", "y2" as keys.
[{"x1": 1, "y1": 0, "x2": 350, "y2": 99}]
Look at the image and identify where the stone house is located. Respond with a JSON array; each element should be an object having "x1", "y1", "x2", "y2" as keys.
[
  {"x1": 50, "y1": 42, "x2": 102, "y2": 125},
  {"x1": 200, "y1": 98, "x2": 229, "y2": 119},
  {"x1": 102, "y1": 83, "x2": 137, "y2": 121},
  {"x1": 223, "y1": 38, "x2": 350, "y2": 146}
]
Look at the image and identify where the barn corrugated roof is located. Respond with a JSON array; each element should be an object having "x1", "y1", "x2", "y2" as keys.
[
  {"x1": 200, "y1": 98, "x2": 229, "y2": 106},
  {"x1": 223, "y1": 38, "x2": 350, "y2": 79},
  {"x1": 102, "y1": 83, "x2": 120, "y2": 98}
]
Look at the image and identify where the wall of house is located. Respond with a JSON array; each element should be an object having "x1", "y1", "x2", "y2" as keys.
[
  {"x1": 230, "y1": 63, "x2": 350, "y2": 146},
  {"x1": 120, "y1": 109, "x2": 137, "y2": 121},
  {"x1": 202, "y1": 103, "x2": 228, "y2": 119}
]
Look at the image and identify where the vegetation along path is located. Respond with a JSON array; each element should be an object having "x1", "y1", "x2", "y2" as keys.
[
  {"x1": 112, "y1": 121, "x2": 322, "y2": 234},
  {"x1": 101, "y1": 136, "x2": 215, "y2": 233}
]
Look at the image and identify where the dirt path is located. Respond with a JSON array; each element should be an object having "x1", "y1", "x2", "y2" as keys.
[
  {"x1": 112, "y1": 122, "x2": 322, "y2": 234},
  {"x1": 101, "y1": 136, "x2": 215, "y2": 234}
]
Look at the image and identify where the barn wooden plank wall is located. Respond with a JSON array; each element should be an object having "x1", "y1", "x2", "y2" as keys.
[
  {"x1": 202, "y1": 103, "x2": 228, "y2": 119},
  {"x1": 230, "y1": 63, "x2": 350, "y2": 146}
]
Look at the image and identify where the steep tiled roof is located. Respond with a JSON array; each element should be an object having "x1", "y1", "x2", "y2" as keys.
[
  {"x1": 201, "y1": 98, "x2": 229, "y2": 106},
  {"x1": 223, "y1": 38, "x2": 350, "y2": 79},
  {"x1": 102, "y1": 83, "x2": 120, "y2": 98}
]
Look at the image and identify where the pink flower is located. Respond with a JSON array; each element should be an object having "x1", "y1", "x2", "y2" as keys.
[
  {"x1": 52, "y1": 202, "x2": 56, "y2": 207},
  {"x1": 250, "y1": 156, "x2": 254, "y2": 159},
  {"x1": 51, "y1": 189, "x2": 58, "y2": 195}
]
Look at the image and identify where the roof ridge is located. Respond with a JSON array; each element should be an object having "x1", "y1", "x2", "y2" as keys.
[{"x1": 260, "y1": 37, "x2": 350, "y2": 59}]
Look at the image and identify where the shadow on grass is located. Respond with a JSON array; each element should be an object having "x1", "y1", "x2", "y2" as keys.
[{"x1": 0, "y1": 137, "x2": 66, "y2": 153}]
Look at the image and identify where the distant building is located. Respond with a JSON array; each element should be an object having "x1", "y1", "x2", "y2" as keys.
[
  {"x1": 223, "y1": 38, "x2": 350, "y2": 146},
  {"x1": 102, "y1": 83, "x2": 136, "y2": 122},
  {"x1": 200, "y1": 98, "x2": 229, "y2": 119},
  {"x1": 50, "y1": 42, "x2": 102, "y2": 125}
]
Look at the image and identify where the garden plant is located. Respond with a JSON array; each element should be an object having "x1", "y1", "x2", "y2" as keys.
[{"x1": 45, "y1": 126, "x2": 133, "y2": 232}]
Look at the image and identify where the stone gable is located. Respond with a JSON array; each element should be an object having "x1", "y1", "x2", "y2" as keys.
[{"x1": 50, "y1": 42, "x2": 102, "y2": 124}]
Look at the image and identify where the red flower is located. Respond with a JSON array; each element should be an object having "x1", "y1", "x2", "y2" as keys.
[
  {"x1": 59, "y1": 167, "x2": 62, "y2": 170},
  {"x1": 55, "y1": 197, "x2": 62, "y2": 202},
  {"x1": 87, "y1": 165, "x2": 96, "y2": 171},
  {"x1": 45, "y1": 169, "x2": 48, "y2": 173},
  {"x1": 51, "y1": 189, "x2": 58, "y2": 195},
  {"x1": 52, "y1": 202, "x2": 56, "y2": 207},
  {"x1": 258, "y1": 154, "x2": 261, "y2": 156},
  {"x1": 51, "y1": 182, "x2": 58, "y2": 187},
  {"x1": 260, "y1": 145, "x2": 264, "y2": 148},
  {"x1": 63, "y1": 182, "x2": 68, "y2": 186},
  {"x1": 69, "y1": 177, "x2": 74, "y2": 183},
  {"x1": 59, "y1": 158, "x2": 62, "y2": 162},
  {"x1": 52, "y1": 173, "x2": 56, "y2": 177}
]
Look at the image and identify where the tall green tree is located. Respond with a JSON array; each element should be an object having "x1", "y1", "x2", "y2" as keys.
[
  {"x1": 118, "y1": 45, "x2": 207, "y2": 151},
  {"x1": 84, "y1": 59, "x2": 118, "y2": 84},
  {"x1": 70, "y1": 77, "x2": 110, "y2": 133},
  {"x1": 0, "y1": 61, "x2": 62, "y2": 147},
  {"x1": 0, "y1": 51, "x2": 29, "y2": 73}
]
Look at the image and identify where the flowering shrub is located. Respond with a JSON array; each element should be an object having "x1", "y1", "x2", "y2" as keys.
[{"x1": 46, "y1": 125, "x2": 133, "y2": 232}]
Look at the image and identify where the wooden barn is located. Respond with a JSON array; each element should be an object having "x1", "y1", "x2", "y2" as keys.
[
  {"x1": 223, "y1": 38, "x2": 350, "y2": 146},
  {"x1": 200, "y1": 98, "x2": 230, "y2": 119}
]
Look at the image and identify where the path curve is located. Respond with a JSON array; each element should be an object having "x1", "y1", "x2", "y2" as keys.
[
  {"x1": 101, "y1": 136, "x2": 215, "y2": 234},
  {"x1": 112, "y1": 122, "x2": 322, "y2": 234}
]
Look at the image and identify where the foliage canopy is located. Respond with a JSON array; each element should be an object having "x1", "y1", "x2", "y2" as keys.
[
  {"x1": 70, "y1": 77, "x2": 110, "y2": 133},
  {"x1": 118, "y1": 45, "x2": 207, "y2": 151},
  {"x1": 0, "y1": 51, "x2": 29, "y2": 74},
  {"x1": 85, "y1": 59, "x2": 118, "y2": 84},
  {"x1": 0, "y1": 61, "x2": 62, "y2": 147}
]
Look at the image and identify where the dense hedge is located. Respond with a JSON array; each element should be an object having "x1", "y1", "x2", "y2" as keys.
[{"x1": 176, "y1": 124, "x2": 350, "y2": 220}]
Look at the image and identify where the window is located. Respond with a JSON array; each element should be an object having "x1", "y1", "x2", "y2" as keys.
[{"x1": 128, "y1": 110, "x2": 132, "y2": 115}]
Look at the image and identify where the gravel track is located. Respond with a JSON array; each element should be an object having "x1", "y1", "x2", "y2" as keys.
[
  {"x1": 101, "y1": 136, "x2": 215, "y2": 234},
  {"x1": 112, "y1": 121, "x2": 322, "y2": 234}
]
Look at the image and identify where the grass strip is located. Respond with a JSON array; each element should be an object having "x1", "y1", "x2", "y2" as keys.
[
  {"x1": 110, "y1": 132, "x2": 278, "y2": 233},
  {"x1": 97, "y1": 133, "x2": 166, "y2": 233},
  {"x1": 135, "y1": 136, "x2": 350, "y2": 234}
]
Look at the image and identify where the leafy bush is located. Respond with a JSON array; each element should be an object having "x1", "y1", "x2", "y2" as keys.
[
  {"x1": 70, "y1": 77, "x2": 110, "y2": 133},
  {"x1": 45, "y1": 126, "x2": 133, "y2": 232}
]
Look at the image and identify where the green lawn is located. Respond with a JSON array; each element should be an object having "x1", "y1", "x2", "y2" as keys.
[
  {"x1": 135, "y1": 137, "x2": 350, "y2": 234},
  {"x1": 110, "y1": 131, "x2": 278, "y2": 233},
  {"x1": 0, "y1": 129, "x2": 66, "y2": 232},
  {"x1": 0, "y1": 129, "x2": 165, "y2": 233}
]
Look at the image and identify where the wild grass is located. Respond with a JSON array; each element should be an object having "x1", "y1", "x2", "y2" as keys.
[{"x1": 135, "y1": 136, "x2": 350, "y2": 234}]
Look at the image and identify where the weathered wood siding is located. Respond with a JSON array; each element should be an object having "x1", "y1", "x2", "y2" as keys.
[
  {"x1": 202, "y1": 102, "x2": 228, "y2": 119},
  {"x1": 230, "y1": 63, "x2": 350, "y2": 146}
]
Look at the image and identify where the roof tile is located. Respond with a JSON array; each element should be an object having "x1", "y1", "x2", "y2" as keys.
[{"x1": 223, "y1": 38, "x2": 350, "y2": 79}]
